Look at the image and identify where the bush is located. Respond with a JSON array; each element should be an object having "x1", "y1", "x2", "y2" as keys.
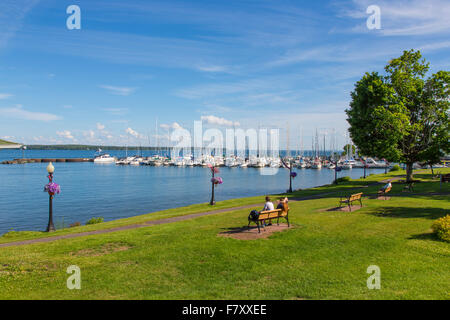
[
  {"x1": 334, "y1": 176, "x2": 351, "y2": 184},
  {"x1": 389, "y1": 164, "x2": 401, "y2": 172},
  {"x1": 432, "y1": 215, "x2": 450, "y2": 242},
  {"x1": 86, "y1": 217, "x2": 104, "y2": 225}
]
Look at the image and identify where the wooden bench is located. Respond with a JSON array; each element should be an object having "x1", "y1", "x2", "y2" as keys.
[
  {"x1": 377, "y1": 186, "x2": 392, "y2": 199},
  {"x1": 441, "y1": 174, "x2": 450, "y2": 183},
  {"x1": 339, "y1": 193, "x2": 363, "y2": 211},
  {"x1": 248, "y1": 208, "x2": 290, "y2": 233}
]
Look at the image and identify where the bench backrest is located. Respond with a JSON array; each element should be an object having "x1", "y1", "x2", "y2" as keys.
[
  {"x1": 258, "y1": 209, "x2": 287, "y2": 220},
  {"x1": 349, "y1": 193, "x2": 363, "y2": 201},
  {"x1": 442, "y1": 174, "x2": 450, "y2": 181}
]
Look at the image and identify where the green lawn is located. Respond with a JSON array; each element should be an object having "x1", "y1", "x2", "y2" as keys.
[{"x1": 0, "y1": 169, "x2": 449, "y2": 299}]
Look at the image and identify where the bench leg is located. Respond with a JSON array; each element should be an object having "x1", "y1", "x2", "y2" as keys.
[
  {"x1": 277, "y1": 217, "x2": 280, "y2": 226},
  {"x1": 348, "y1": 202, "x2": 352, "y2": 212},
  {"x1": 359, "y1": 198, "x2": 363, "y2": 207},
  {"x1": 248, "y1": 220, "x2": 251, "y2": 229},
  {"x1": 256, "y1": 221, "x2": 260, "y2": 233}
]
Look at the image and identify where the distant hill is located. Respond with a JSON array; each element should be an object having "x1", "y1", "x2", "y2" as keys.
[
  {"x1": 0, "y1": 139, "x2": 17, "y2": 145},
  {"x1": 0, "y1": 139, "x2": 22, "y2": 149}
]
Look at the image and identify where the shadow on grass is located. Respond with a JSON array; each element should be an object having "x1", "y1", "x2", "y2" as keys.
[
  {"x1": 408, "y1": 232, "x2": 442, "y2": 242},
  {"x1": 367, "y1": 206, "x2": 447, "y2": 220}
]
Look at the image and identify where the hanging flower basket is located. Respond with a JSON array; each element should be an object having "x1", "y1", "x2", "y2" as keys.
[
  {"x1": 290, "y1": 172, "x2": 297, "y2": 178},
  {"x1": 44, "y1": 182, "x2": 61, "y2": 196},
  {"x1": 211, "y1": 177, "x2": 223, "y2": 185}
]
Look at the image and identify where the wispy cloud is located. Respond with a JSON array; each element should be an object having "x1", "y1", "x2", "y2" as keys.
[
  {"x1": 102, "y1": 108, "x2": 129, "y2": 116},
  {"x1": 0, "y1": 105, "x2": 61, "y2": 121},
  {"x1": 99, "y1": 85, "x2": 137, "y2": 96},
  {"x1": 0, "y1": 0, "x2": 40, "y2": 50},
  {"x1": 0, "y1": 93, "x2": 13, "y2": 99}
]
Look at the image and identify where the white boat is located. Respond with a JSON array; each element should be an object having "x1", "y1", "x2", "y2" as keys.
[
  {"x1": 311, "y1": 159, "x2": 322, "y2": 169},
  {"x1": 94, "y1": 154, "x2": 117, "y2": 163}
]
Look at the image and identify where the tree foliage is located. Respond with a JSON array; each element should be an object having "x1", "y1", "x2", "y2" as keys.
[{"x1": 346, "y1": 50, "x2": 449, "y2": 182}]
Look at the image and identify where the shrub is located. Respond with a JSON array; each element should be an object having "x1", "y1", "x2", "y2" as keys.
[
  {"x1": 389, "y1": 164, "x2": 401, "y2": 172},
  {"x1": 432, "y1": 215, "x2": 450, "y2": 242},
  {"x1": 334, "y1": 176, "x2": 351, "y2": 184},
  {"x1": 86, "y1": 217, "x2": 104, "y2": 225}
]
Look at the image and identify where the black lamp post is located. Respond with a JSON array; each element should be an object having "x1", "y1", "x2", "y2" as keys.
[
  {"x1": 210, "y1": 168, "x2": 216, "y2": 205},
  {"x1": 46, "y1": 162, "x2": 56, "y2": 232}
]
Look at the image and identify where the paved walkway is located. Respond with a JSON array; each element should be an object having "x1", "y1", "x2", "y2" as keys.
[{"x1": 1, "y1": 173, "x2": 445, "y2": 248}]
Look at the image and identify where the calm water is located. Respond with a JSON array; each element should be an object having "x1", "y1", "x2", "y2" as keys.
[{"x1": 0, "y1": 149, "x2": 385, "y2": 234}]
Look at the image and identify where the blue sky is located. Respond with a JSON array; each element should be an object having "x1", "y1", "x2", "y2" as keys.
[{"x1": 0, "y1": 0, "x2": 449, "y2": 149}]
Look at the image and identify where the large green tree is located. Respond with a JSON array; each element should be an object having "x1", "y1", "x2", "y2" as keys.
[{"x1": 346, "y1": 50, "x2": 449, "y2": 182}]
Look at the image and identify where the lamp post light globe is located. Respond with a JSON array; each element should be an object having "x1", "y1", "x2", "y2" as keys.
[{"x1": 47, "y1": 162, "x2": 55, "y2": 174}]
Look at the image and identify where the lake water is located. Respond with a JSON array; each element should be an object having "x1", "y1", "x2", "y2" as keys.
[{"x1": 0, "y1": 149, "x2": 385, "y2": 234}]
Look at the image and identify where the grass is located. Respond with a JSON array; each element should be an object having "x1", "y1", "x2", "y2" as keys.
[
  {"x1": 0, "y1": 168, "x2": 449, "y2": 299},
  {"x1": 0, "y1": 139, "x2": 17, "y2": 145}
]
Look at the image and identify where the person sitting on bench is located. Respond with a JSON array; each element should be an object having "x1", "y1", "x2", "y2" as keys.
[
  {"x1": 263, "y1": 196, "x2": 274, "y2": 211},
  {"x1": 380, "y1": 182, "x2": 392, "y2": 192},
  {"x1": 262, "y1": 196, "x2": 274, "y2": 226}
]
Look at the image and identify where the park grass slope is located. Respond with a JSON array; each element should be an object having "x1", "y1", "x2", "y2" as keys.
[{"x1": 0, "y1": 169, "x2": 449, "y2": 299}]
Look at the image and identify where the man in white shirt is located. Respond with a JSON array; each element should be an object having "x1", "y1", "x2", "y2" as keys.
[
  {"x1": 263, "y1": 196, "x2": 274, "y2": 211},
  {"x1": 261, "y1": 196, "x2": 275, "y2": 226}
]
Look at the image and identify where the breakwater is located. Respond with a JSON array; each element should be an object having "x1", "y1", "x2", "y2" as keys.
[{"x1": 1, "y1": 158, "x2": 93, "y2": 164}]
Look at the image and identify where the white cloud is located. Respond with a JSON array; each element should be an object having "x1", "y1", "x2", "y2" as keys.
[
  {"x1": 0, "y1": 105, "x2": 62, "y2": 121},
  {"x1": 96, "y1": 123, "x2": 106, "y2": 131},
  {"x1": 160, "y1": 122, "x2": 183, "y2": 130},
  {"x1": 99, "y1": 85, "x2": 137, "y2": 96},
  {"x1": 201, "y1": 115, "x2": 240, "y2": 127},
  {"x1": 195, "y1": 65, "x2": 228, "y2": 73},
  {"x1": 0, "y1": 93, "x2": 13, "y2": 99},
  {"x1": 125, "y1": 127, "x2": 141, "y2": 138},
  {"x1": 56, "y1": 130, "x2": 76, "y2": 141}
]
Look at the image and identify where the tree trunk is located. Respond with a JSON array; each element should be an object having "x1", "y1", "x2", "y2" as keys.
[
  {"x1": 406, "y1": 163, "x2": 414, "y2": 183},
  {"x1": 430, "y1": 164, "x2": 434, "y2": 175}
]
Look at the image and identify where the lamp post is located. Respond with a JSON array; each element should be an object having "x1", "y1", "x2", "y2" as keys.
[
  {"x1": 46, "y1": 162, "x2": 55, "y2": 232},
  {"x1": 210, "y1": 168, "x2": 216, "y2": 205}
]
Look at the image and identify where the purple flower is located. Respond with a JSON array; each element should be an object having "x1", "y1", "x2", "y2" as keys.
[
  {"x1": 44, "y1": 182, "x2": 61, "y2": 195},
  {"x1": 290, "y1": 172, "x2": 297, "y2": 178}
]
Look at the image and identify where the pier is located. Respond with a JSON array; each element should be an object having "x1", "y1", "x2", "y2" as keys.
[{"x1": 1, "y1": 158, "x2": 93, "y2": 164}]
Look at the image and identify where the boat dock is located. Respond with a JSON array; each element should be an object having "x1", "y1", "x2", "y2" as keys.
[{"x1": 1, "y1": 158, "x2": 93, "y2": 164}]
